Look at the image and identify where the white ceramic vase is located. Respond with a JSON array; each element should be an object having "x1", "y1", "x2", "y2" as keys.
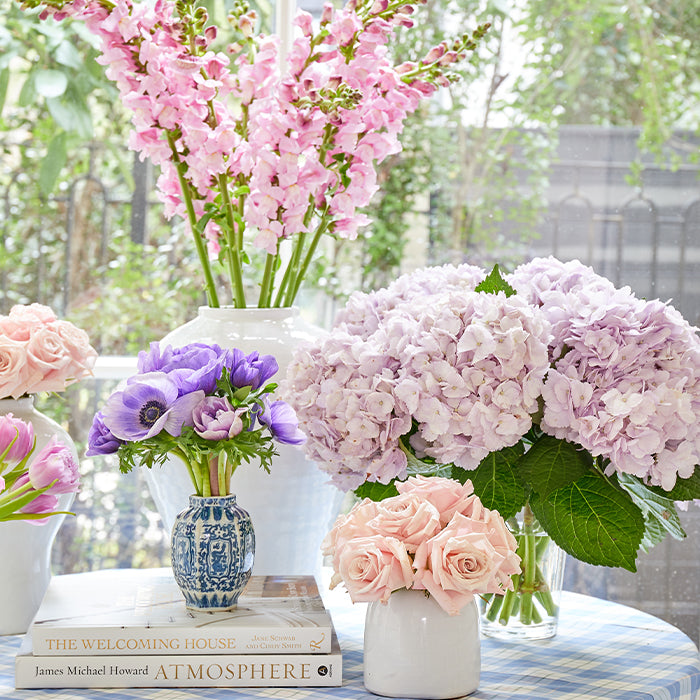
[
  {"x1": 143, "y1": 306, "x2": 342, "y2": 577},
  {"x1": 0, "y1": 397, "x2": 76, "y2": 635},
  {"x1": 364, "y1": 588, "x2": 481, "y2": 699}
]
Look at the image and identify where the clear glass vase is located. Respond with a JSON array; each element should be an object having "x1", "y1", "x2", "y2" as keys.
[{"x1": 479, "y1": 504, "x2": 565, "y2": 640}]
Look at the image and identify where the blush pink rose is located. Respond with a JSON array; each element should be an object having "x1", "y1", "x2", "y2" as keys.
[
  {"x1": 0, "y1": 337, "x2": 34, "y2": 399},
  {"x1": 1, "y1": 304, "x2": 57, "y2": 341},
  {"x1": 331, "y1": 534, "x2": 414, "y2": 603},
  {"x1": 25, "y1": 326, "x2": 74, "y2": 393},
  {"x1": 367, "y1": 492, "x2": 441, "y2": 552},
  {"x1": 396, "y1": 474, "x2": 477, "y2": 526},
  {"x1": 413, "y1": 513, "x2": 521, "y2": 615},
  {"x1": 322, "y1": 498, "x2": 379, "y2": 559},
  {"x1": 52, "y1": 320, "x2": 97, "y2": 375}
]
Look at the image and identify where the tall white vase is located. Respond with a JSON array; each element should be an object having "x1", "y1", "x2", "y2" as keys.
[
  {"x1": 143, "y1": 306, "x2": 342, "y2": 577},
  {"x1": 0, "y1": 397, "x2": 76, "y2": 635}
]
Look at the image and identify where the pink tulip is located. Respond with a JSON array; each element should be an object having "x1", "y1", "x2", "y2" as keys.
[
  {"x1": 0, "y1": 414, "x2": 34, "y2": 467},
  {"x1": 28, "y1": 436, "x2": 80, "y2": 494}
]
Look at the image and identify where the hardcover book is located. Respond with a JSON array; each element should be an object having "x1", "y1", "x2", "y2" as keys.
[
  {"x1": 30, "y1": 568, "x2": 333, "y2": 656},
  {"x1": 15, "y1": 631, "x2": 343, "y2": 688}
]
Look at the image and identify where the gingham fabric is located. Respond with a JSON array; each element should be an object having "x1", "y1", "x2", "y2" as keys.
[{"x1": 1, "y1": 590, "x2": 698, "y2": 699}]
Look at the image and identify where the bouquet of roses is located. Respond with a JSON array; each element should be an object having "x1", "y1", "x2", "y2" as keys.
[
  {"x1": 0, "y1": 413, "x2": 80, "y2": 522},
  {"x1": 287, "y1": 257, "x2": 700, "y2": 628},
  {"x1": 0, "y1": 304, "x2": 97, "y2": 399},
  {"x1": 22, "y1": 0, "x2": 488, "y2": 308},
  {"x1": 87, "y1": 341, "x2": 304, "y2": 496},
  {"x1": 323, "y1": 475, "x2": 521, "y2": 615}
]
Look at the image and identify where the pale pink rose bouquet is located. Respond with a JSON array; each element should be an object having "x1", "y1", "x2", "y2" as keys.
[
  {"x1": 0, "y1": 304, "x2": 97, "y2": 399},
  {"x1": 22, "y1": 0, "x2": 488, "y2": 308},
  {"x1": 0, "y1": 413, "x2": 80, "y2": 523},
  {"x1": 323, "y1": 475, "x2": 521, "y2": 615}
]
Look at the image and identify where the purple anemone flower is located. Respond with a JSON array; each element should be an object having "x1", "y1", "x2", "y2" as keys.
[
  {"x1": 86, "y1": 411, "x2": 123, "y2": 456},
  {"x1": 137, "y1": 342, "x2": 226, "y2": 396},
  {"x1": 102, "y1": 372, "x2": 204, "y2": 441},
  {"x1": 225, "y1": 349, "x2": 278, "y2": 390},
  {"x1": 258, "y1": 400, "x2": 306, "y2": 445}
]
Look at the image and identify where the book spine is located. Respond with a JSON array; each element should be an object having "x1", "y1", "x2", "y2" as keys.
[
  {"x1": 16, "y1": 652, "x2": 342, "y2": 689},
  {"x1": 32, "y1": 626, "x2": 333, "y2": 656}
]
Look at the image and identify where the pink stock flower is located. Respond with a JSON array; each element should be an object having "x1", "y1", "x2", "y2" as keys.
[
  {"x1": 0, "y1": 414, "x2": 35, "y2": 467},
  {"x1": 28, "y1": 0, "x2": 481, "y2": 309}
]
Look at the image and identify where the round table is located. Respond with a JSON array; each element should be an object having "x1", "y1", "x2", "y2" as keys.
[{"x1": 0, "y1": 579, "x2": 698, "y2": 700}]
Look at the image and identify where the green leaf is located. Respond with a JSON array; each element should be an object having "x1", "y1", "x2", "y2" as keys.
[
  {"x1": 39, "y1": 133, "x2": 68, "y2": 197},
  {"x1": 35, "y1": 69, "x2": 68, "y2": 98},
  {"x1": 464, "y1": 444, "x2": 527, "y2": 519},
  {"x1": 474, "y1": 263, "x2": 516, "y2": 296},
  {"x1": 530, "y1": 472, "x2": 645, "y2": 571},
  {"x1": 617, "y1": 472, "x2": 686, "y2": 548},
  {"x1": 18, "y1": 75, "x2": 36, "y2": 107},
  {"x1": 354, "y1": 480, "x2": 399, "y2": 502},
  {"x1": 46, "y1": 97, "x2": 93, "y2": 138},
  {"x1": 640, "y1": 465, "x2": 700, "y2": 501},
  {"x1": 518, "y1": 435, "x2": 592, "y2": 499},
  {"x1": 0, "y1": 68, "x2": 9, "y2": 116},
  {"x1": 54, "y1": 41, "x2": 84, "y2": 70}
]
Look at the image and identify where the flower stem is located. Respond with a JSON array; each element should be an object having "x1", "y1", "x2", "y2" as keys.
[
  {"x1": 217, "y1": 174, "x2": 247, "y2": 308},
  {"x1": 165, "y1": 132, "x2": 219, "y2": 308}
]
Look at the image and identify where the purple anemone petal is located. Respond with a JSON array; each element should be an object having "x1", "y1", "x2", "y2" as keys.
[{"x1": 259, "y1": 400, "x2": 306, "y2": 445}]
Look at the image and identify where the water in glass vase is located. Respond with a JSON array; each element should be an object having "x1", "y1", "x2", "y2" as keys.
[{"x1": 480, "y1": 505, "x2": 565, "y2": 640}]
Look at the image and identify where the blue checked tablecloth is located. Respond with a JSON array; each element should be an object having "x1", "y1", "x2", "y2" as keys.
[{"x1": 0, "y1": 590, "x2": 698, "y2": 700}]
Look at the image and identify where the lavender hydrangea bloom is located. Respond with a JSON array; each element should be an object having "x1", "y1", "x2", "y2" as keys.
[
  {"x1": 258, "y1": 399, "x2": 306, "y2": 445},
  {"x1": 86, "y1": 411, "x2": 123, "y2": 456},
  {"x1": 193, "y1": 396, "x2": 244, "y2": 440},
  {"x1": 286, "y1": 265, "x2": 551, "y2": 489},
  {"x1": 137, "y1": 342, "x2": 226, "y2": 395},
  {"x1": 335, "y1": 262, "x2": 487, "y2": 339},
  {"x1": 103, "y1": 372, "x2": 204, "y2": 441},
  {"x1": 511, "y1": 256, "x2": 700, "y2": 491}
]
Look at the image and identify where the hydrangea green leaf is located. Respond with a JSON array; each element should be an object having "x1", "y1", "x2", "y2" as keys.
[
  {"x1": 354, "y1": 480, "x2": 399, "y2": 502},
  {"x1": 474, "y1": 264, "x2": 516, "y2": 297},
  {"x1": 518, "y1": 434, "x2": 592, "y2": 498},
  {"x1": 463, "y1": 444, "x2": 527, "y2": 519},
  {"x1": 640, "y1": 465, "x2": 700, "y2": 501},
  {"x1": 530, "y1": 472, "x2": 644, "y2": 571},
  {"x1": 617, "y1": 472, "x2": 686, "y2": 548}
]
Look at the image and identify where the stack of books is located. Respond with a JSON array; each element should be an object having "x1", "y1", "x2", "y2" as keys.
[{"x1": 15, "y1": 568, "x2": 342, "y2": 689}]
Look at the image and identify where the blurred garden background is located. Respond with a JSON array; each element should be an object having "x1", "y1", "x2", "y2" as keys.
[{"x1": 1, "y1": 0, "x2": 699, "y2": 642}]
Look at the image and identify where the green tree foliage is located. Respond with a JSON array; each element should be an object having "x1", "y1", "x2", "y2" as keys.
[{"x1": 356, "y1": 0, "x2": 700, "y2": 294}]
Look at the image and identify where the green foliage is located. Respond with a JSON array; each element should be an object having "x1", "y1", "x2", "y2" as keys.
[
  {"x1": 66, "y1": 234, "x2": 203, "y2": 355},
  {"x1": 354, "y1": 480, "x2": 400, "y2": 502},
  {"x1": 455, "y1": 444, "x2": 527, "y2": 520},
  {"x1": 474, "y1": 263, "x2": 516, "y2": 296},
  {"x1": 530, "y1": 473, "x2": 645, "y2": 572}
]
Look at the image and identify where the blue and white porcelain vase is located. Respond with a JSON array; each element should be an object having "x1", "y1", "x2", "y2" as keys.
[{"x1": 171, "y1": 494, "x2": 255, "y2": 611}]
